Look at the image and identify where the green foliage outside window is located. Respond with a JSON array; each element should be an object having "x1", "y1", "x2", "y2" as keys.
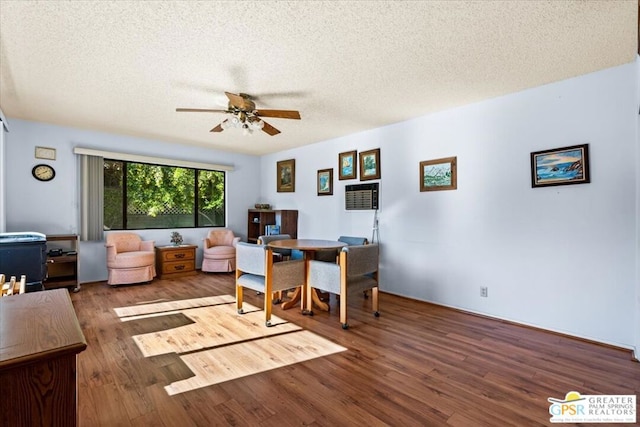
[{"x1": 104, "y1": 159, "x2": 225, "y2": 230}]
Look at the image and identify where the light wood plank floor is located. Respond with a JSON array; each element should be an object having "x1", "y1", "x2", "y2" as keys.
[{"x1": 70, "y1": 272, "x2": 639, "y2": 426}]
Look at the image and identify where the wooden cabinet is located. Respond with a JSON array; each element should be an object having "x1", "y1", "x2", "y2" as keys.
[
  {"x1": 247, "y1": 209, "x2": 298, "y2": 243},
  {"x1": 45, "y1": 234, "x2": 79, "y2": 292},
  {"x1": 155, "y1": 245, "x2": 197, "y2": 279},
  {"x1": 0, "y1": 289, "x2": 87, "y2": 426}
]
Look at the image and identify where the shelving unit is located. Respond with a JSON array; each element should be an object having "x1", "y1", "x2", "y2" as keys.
[
  {"x1": 247, "y1": 209, "x2": 298, "y2": 243},
  {"x1": 45, "y1": 234, "x2": 79, "y2": 292}
]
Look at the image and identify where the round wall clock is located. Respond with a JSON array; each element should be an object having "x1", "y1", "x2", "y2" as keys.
[{"x1": 32, "y1": 164, "x2": 56, "y2": 182}]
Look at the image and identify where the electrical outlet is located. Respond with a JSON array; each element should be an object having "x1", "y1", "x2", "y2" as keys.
[{"x1": 480, "y1": 286, "x2": 488, "y2": 297}]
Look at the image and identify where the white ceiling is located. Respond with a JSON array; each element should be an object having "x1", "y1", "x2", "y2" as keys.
[{"x1": 0, "y1": 1, "x2": 637, "y2": 156}]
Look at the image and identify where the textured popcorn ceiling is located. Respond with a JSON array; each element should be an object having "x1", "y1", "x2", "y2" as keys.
[{"x1": 0, "y1": 1, "x2": 637, "y2": 155}]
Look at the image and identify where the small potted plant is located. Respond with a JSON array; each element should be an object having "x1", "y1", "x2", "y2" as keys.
[{"x1": 170, "y1": 231, "x2": 183, "y2": 246}]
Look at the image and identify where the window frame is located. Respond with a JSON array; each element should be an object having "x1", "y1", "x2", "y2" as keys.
[{"x1": 104, "y1": 158, "x2": 227, "y2": 230}]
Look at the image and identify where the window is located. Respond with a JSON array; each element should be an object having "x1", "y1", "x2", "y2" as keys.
[{"x1": 104, "y1": 159, "x2": 225, "y2": 230}]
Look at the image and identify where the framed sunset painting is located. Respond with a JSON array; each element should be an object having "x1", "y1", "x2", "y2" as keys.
[{"x1": 530, "y1": 144, "x2": 590, "y2": 188}]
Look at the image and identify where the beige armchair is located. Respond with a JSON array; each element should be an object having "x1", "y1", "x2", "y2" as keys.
[
  {"x1": 105, "y1": 232, "x2": 156, "y2": 286},
  {"x1": 202, "y1": 229, "x2": 241, "y2": 272}
]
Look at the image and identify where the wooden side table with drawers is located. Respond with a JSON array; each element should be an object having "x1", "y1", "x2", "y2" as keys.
[{"x1": 155, "y1": 245, "x2": 198, "y2": 279}]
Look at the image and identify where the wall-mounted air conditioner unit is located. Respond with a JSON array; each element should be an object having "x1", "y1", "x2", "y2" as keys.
[{"x1": 345, "y1": 183, "x2": 379, "y2": 210}]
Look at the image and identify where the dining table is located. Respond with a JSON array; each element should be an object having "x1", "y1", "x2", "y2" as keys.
[{"x1": 267, "y1": 239, "x2": 347, "y2": 313}]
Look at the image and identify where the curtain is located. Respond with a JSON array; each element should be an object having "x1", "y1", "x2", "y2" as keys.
[{"x1": 80, "y1": 154, "x2": 104, "y2": 241}]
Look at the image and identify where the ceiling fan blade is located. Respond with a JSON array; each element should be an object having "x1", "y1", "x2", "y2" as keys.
[
  {"x1": 210, "y1": 122, "x2": 224, "y2": 132},
  {"x1": 176, "y1": 108, "x2": 228, "y2": 113},
  {"x1": 261, "y1": 121, "x2": 281, "y2": 136},
  {"x1": 251, "y1": 91, "x2": 308, "y2": 101},
  {"x1": 255, "y1": 109, "x2": 301, "y2": 119}
]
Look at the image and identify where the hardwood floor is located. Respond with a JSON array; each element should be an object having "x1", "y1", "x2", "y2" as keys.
[{"x1": 70, "y1": 272, "x2": 639, "y2": 426}]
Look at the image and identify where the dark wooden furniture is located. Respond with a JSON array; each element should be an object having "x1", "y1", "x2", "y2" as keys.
[
  {"x1": 0, "y1": 289, "x2": 87, "y2": 427},
  {"x1": 247, "y1": 209, "x2": 298, "y2": 243},
  {"x1": 267, "y1": 239, "x2": 347, "y2": 312},
  {"x1": 155, "y1": 245, "x2": 198, "y2": 279},
  {"x1": 45, "y1": 234, "x2": 79, "y2": 291}
]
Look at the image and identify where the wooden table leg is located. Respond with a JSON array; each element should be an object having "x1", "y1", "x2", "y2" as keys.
[
  {"x1": 281, "y1": 286, "x2": 304, "y2": 310},
  {"x1": 311, "y1": 290, "x2": 329, "y2": 311},
  {"x1": 278, "y1": 247, "x2": 332, "y2": 313}
]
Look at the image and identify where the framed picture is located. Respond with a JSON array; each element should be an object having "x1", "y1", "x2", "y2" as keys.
[
  {"x1": 420, "y1": 156, "x2": 457, "y2": 192},
  {"x1": 359, "y1": 148, "x2": 380, "y2": 181},
  {"x1": 530, "y1": 144, "x2": 590, "y2": 188},
  {"x1": 276, "y1": 159, "x2": 295, "y2": 192},
  {"x1": 317, "y1": 168, "x2": 333, "y2": 196},
  {"x1": 338, "y1": 150, "x2": 357, "y2": 180},
  {"x1": 35, "y1": 146, "x2": 56, "y2": 160}
]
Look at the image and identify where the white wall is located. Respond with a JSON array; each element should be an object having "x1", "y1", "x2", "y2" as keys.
[
  {"x1": 635, "y1": 55, "x2": 640, "y2": 360},
  {"x1": 0, "y1": 108, "x2": 7, "y2": 232},
  {"x1": 5, "y1": 119, "x2": 261, "y2": 283},
  {"x1": 261, "y1": 62, "x2": 638, "y2": 349}
]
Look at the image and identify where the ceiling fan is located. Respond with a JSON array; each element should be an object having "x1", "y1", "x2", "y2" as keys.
[{"x1": 176, "y1": 92, "x2": 301, "y2": 136}]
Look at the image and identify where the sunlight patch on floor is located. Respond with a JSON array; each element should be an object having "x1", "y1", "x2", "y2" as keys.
[
  {"x1": 114, "y1": 294, "x2": 236, "y2": 318},
  {"x1": 114, "y1": 295, "x2": 347, "y2": 395},
  {"x1": 165, "y1": 329, "x2": 346, "y2": 395}
]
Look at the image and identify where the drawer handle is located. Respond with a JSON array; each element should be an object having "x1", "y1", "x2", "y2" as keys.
[
  {"x1": 174, "y1": 253, "x2": 185, "y2": 259},
  {"x1": 174, "y1": 265, "x2": 185, "y2": 270}
]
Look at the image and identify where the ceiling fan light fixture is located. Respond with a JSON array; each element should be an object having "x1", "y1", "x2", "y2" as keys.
[{"x1": 177, "y1": 91, "x2": 299, "y2": 137}]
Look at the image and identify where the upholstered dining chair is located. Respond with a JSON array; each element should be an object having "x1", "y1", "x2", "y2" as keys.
[
  {"x1": 314, "y1": 235, "x2": 368, "y2": 262},
  {"x1": 105, "y1": 232, "x2": 156, "y2": 286},
  {"x1": 257, "y1": 234, "x2": 292, "y2": 260},
  {"x1": 202, "y1": 229, "x2": 241, "y2": 273},
  {"x1": 257, "y1": 234, "x2": 301, "y2": 302},
  {"x1": 314, "y1": 235, "x2": 370, "y2": 300},
  {"x1": 235, "y1": 242, "x2": 305, "y2": 326},
  {"x1": 307, "y1": 243, "x2": 380, "y2": 329}
]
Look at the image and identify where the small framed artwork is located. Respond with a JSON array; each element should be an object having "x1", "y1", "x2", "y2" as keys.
[
  {"x1": 530, "y1": 144, "x2": 590, "y2": 188},
  {"x1": 317, "y1": 168, "x2": 333, "y2": 196},
  {"x1": 35, "y1": 146, "x2": 56, "y2": 160},
  {"x1": 338, "y1": 150, "x2": 357, "y2": 180},
  {"x1": 359, "y1": 148, "x2": 381, "y2": 181},
  {"x1": 420, "y1": 156, "x2": 457, "y2": 192},
  {"x1": 276, "y1": 159, "x2": 296, "y2": 192}
]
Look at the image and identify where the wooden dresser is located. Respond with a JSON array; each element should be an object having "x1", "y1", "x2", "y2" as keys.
[
  {"x1": 0, "y1": 289, "x2": 87, "y2": 426},
  {"x1": 155, "y1": 245, "x2": 198, "y2": 279}
]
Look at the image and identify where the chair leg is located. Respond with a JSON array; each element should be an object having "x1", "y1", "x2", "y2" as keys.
[
  {"x1": 264, "y1": 290, "x2": 273, "y2": 327},
  {"x1": 339, "y1": 292, "x2": 348, "y2": 329},
  {"x1": 273, "y1": 290, "x2": 283, "y2": 304},
  {"x1": 236, "y1": 284, "x2": 244, "y2": 314},
  {"x1": 372, "y1": 287, "x2": 379, "y2": 317}
]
